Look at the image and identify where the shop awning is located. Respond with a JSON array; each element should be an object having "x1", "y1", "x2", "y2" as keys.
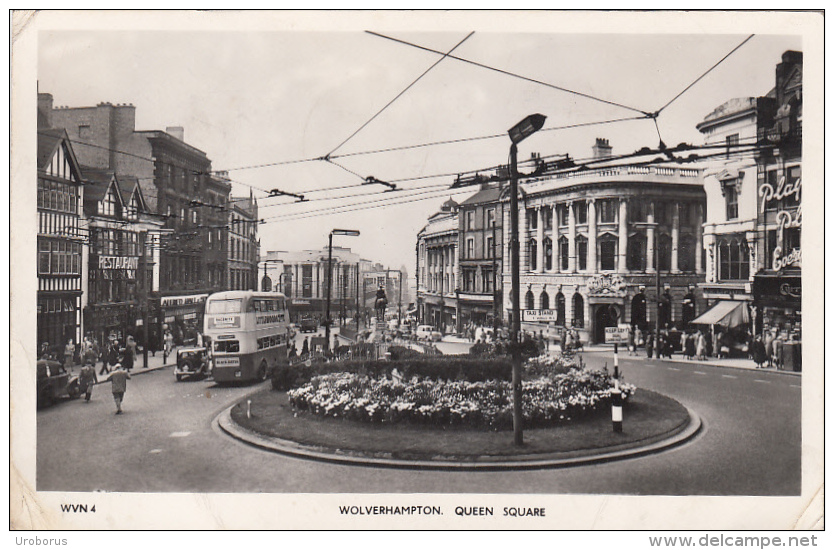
[{"x1": 690, "y1": 300, "x2": 749, "y2": 328}]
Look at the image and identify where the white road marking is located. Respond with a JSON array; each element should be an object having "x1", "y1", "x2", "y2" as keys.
[
  {"x1": 149, "y1": 449, "x2": 163, "y2": 454},
  {"x1": 668, "y1": 367, "x2": 680, "y2": 371},
  {"x1": 790, "y1": 384, "x2": 801, "y2": 388},
  {"x1": 722, "y1": 375, "x2": 737, "y2": 379},
  {"x1": 169, "y1": 431, "x2": 191, "y2": 438},
  {"x1": 693, "y1": 371, "x2": 707, "y2": 375},
  {"x1": 754, "y1": 379, "x2": 770, "y2": 384}
]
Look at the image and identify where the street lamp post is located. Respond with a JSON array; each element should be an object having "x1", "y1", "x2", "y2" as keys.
[
  {"x1": 508, "y1": 113, "x2": 547, "y2": 447},
  {"x1": 325, "y1": 229, "x2": 360, "y2": 354}
]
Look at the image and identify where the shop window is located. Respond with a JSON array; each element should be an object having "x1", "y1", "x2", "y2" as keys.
[{"x1": 572, "y1": 294, "x2": 585, "y2": 328}]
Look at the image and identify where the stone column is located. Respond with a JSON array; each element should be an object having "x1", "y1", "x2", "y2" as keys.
[
  {"x1": 551, "y1": 204, "x2": 559, "y2": 273},
  {"x1": 618, "y1": 198, "x2": 628, "y2": 273},
  {"x1": 568, "y1": 201, "x2": 577, "y2": 273},
  {"x1": 695, "y1": 203, "x2": 704, "y2": 274},
  {"x1": 671, "y1": 202, "x2": 680, "y2": 273},
  {"x1": 646, "y1": 205, "x2": 656, "y2": 274},
  {"x1": 588, "y1": 199, "x2": 597, "y2": 273},
  {"x1": 536, "y1": 207, "x2": 544, "y2": 273},
  {"x1": 520, "y1": 206, "x2": 528, "y2": 272}
]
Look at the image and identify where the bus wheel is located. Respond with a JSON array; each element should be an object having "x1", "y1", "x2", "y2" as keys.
[{"x1": 258, "y1": 361, "x2": 268, "y2": 381}]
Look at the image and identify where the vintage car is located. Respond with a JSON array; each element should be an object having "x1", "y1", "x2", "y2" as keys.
[
  {"x1": 37, "y1": 359, "x2": 80, "y2": 408},
  {"x1": 415, "y1": 325, "x2": 442, "y2": 342},
  {"x1": 174, "y1": 347, "x2": 210, "y2": 381},
  {"x1": 299, "y1": 317, "x2": 318, "y2": 333}
]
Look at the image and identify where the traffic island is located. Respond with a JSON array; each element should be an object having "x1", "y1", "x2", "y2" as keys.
[{"x1": 218, "y1": 387, "x2": 700, "y2": 470}]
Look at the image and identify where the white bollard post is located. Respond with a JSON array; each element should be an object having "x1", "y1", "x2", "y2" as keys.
[{"x1": 246, "y1": 399, "x2": 252, "y2": 419}]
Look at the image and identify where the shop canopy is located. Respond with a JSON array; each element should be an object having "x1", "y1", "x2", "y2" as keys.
[{"x1": 690, "y1": 300, "x2": 749, "y2": 328}]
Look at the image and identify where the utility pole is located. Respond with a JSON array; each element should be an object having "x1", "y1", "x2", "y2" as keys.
[{"x1": 140, "y1": 231, "x2": 150, "y2": 368}]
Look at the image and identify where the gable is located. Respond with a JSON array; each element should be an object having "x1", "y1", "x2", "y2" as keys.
[{"x1": 44, "y1": 142, "x2": 81, "y2": 184}]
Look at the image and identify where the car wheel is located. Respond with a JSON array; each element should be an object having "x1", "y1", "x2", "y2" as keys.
[
  {"x1": 176, "y1": 374, "x2": 183, "y2": 382},
  {"x1": 67, "y1": 380, "x2": 80, "y2": 399},
  {"x1": 258, "y1": 361, "x2": 268, "y2": 381}
]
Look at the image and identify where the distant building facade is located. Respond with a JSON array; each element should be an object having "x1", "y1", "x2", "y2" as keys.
[
  {"x1": 503, "y1": 139, "x2": 706, "y2": 344},
  {"x1": 227, "y1": 187, "x2": 259, "y2": 291},
  {"x1": 416, "y1": 198, "x2": 459, "y2": 331}
]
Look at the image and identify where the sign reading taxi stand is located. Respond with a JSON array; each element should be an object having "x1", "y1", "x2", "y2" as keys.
[
  {"x1": 605, "y1": 325, "x2": 631, "y2": 344},
  {"x1": 522, "y1": 309, "x2": 558, "y2": 322}
]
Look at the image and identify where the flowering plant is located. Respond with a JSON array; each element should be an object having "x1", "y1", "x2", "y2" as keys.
[{"x1": 287, "y1": 362, "x2": 635, "y2": 430}]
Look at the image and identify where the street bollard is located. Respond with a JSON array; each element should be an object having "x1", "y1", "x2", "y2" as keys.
[
  {"x1": 246, "y1": 399, "x2": 252, "y2": 419},
  {"x1": 612, "y1": 343, "x2": 622, "y2": 432}
]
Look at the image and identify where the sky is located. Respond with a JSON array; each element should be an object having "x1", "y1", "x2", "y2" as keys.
[{"x1": 34, "y1": 11, "x2": 805, "y2": 272}]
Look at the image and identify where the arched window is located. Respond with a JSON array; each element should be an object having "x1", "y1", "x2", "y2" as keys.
[
  {"x1": 528, "y1": 239, "x2": 537, "y2": 271},
  {"x1": 572, "y1": 293, "x2": 584, "y2": 328},
  {"x1": 627, "y1": 232, "x2": 647, "y2": 271},
  {"x1": 657, "y1": 233, "x2": 672, "y2": 272},
  {"x1": 556, "y1": 293, "x2": 566, "y2": 325},
  {"x1": 678, "y1": 234, "x2": 697, "y2": 272},
  {"x1": 544, "y1": 237, "x2": 553, "y2": 271},
  {"x1": 525, "y1": 290, "x2": 535, "y2": 310},
  {"x1": 559, "y1": 236, "x2": 570, "y2": 271},
  {"x1": 540, "y1": 291, "x2": 550, "y2": 310}
]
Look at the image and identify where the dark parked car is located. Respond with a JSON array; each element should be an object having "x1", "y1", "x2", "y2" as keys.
[
  {"x1": 37, "y1": 359, "x2": 80, "y2": 408},
  {"x1": 299, "y1": 317, "x2": 318, "y2": 333},
  {"x1": 174, "y1": 347, "x2": 210, "y2": 381}
]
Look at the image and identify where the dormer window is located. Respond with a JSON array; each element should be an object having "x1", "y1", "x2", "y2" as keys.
[
  {"x1": 125, "y1": 193, "x2": 140, "y2": 220},
  {"x1": 98, "y1": 185, "x2": 119, "y2": 217}
]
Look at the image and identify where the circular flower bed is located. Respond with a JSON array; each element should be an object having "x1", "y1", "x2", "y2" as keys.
[{"x1": 287, "y1": 353, "x2": 635, "y2": 430}]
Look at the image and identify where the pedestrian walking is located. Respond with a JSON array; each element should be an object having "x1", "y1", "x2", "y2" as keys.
[
  {"x1": 79, "y1": 360, "x2": 97, "y2": 402},
  {"x1": 627, "y1": 325, "x2": 636, "y2": 356},
  {"x1": 646, "y1": 332, "x2": 655, "y2": 359},
  {"x1": 163, "y1": 330, "x2": 174, "y2": 362},
  {"x1": 751, "y1": 335, "x2": 767, "y2": 368},
  {"x1": 685, "y1": 332, "x2": 696, "y2": 360},
  {"x1": 764, "y1": 330, "x2": 775, "y2": 368},
  {"x1": 105, "y1": 363, "x2": 131, "y2": 414},
  {"x1": 301, "y1": 337, "x2": 309, "y2": 357},
  {"x1": 64, "y1": 339, "x2": 76, "y2": 373},
  {"x1": 773, "y1": 334, "x2": 784, "y2": 370},
  {"x1": 696, "y1": 331, "x2": 707, "y2": 361}
]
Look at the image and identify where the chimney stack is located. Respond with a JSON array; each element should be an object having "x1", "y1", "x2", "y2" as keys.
[
  {"x1": 37, "y1": 93, "x2": 54, "y2": 128},
  {"x1": 166, "y1": 126, "x2": 185, "y2": 142},
  {"x1": 592, "y1": 138, "x2": 613, "y2": 159}
]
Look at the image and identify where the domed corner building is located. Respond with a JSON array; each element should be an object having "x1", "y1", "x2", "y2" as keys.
[
  {"x1": 501, "y1": 138, "x2": 707, "y2": 345},
  {"x1": 416, "y1": 196, "x2": 460, "y2": 332}
]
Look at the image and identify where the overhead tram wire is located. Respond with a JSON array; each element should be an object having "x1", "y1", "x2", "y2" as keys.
[
  {"x1": 653, "y1": 34, "x2": 756, "y2": 116},
  {"x1": 326, "y1": 31, "x2": 475, "y2": 158},
  {"x1": 365, "y1": 31, "x2": 652, "y2": 117}
]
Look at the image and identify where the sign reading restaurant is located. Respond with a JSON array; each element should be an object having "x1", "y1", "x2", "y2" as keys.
[{"x1": 98, "y1": 256, "x2": 139, "y2": 270}]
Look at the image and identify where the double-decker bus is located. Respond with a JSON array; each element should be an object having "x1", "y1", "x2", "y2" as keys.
[{"x1": 203, "y1": 291, "x2": 291, "y2": 383}]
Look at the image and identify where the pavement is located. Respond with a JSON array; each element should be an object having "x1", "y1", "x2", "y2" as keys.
[{"x1": 439, "y1": 335, "x2": 802, "y2": 377}]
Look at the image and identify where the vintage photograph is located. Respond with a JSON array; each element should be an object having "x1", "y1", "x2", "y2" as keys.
[{"x1": 10, "y1": 10, "x2": 823, "y2": 531}]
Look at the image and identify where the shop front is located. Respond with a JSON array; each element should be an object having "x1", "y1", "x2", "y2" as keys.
[
  {"x1": 754, "y1": 272, "x2": 801, "y2": 370},
  {"x1": 157, "y1": 293, "x2": 208, "y2": 346},
  {"x1": 421, "y1": 293, "x2": 457, "y2": 333}
]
